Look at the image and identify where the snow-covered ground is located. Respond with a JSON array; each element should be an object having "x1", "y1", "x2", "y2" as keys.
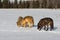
[{"x1": 0, "y1": 9, "x2": 60, "y2": 40}]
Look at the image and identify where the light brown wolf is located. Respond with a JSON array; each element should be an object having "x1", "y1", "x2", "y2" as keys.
[{"x1": 16, "y1": 16, "x2": 34, "y2": 28}]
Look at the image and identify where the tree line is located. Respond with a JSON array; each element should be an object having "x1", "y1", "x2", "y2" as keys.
[{"x1": 0, "y1": 0, "x2": 60, "y2": 8}]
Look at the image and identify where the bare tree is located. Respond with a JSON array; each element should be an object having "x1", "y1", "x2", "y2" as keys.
[
  {"x1": 18, "y1": 0, "x2": 24, "y2": 8},
  {"x1": 29, "y1": 0, "x2": 33, "y2": 8},
  {"x1": 18, "y1": 0, "x2": 21, "y2": 8},
  {"x1": 13, "y1": 0, "x2": 18, "y2": 8},
  {"x1": 2, "y1": 0, "x2": 9, "y2": 8},
  {"x1": 23, "y1": 1, "x2": 30, "y2": 8},
  {"x1": 20, "y1": 1, "x2": 25, "y2": 8},
  {"x1": 0, "y1": 0, "x2": 60, "y2": 8},
  {"x1": 57, "y1": 0, "x2": 60, "y2": 8},
  {"x1": 54, "y1": 0, "x2": 58, "y2": 8},
  {"x1": 32, "y1": 0, "x2": 39, "y2": 8},
  {"x1": 38, "y1": 0, "x2": 43, "y2": 8},
  {"x1": 8, "y1": 1, "x2": 13, "y2": 8},
  {"x1": 46, "y1": 0, "x2": 50, "y2": 8},
  {"x1": 0, "y1": 0, "x2": 2, "y2": 8}
]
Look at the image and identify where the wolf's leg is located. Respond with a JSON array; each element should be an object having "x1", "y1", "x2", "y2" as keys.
[
  {"x1": 46, "y1": 25, "x2": 49, "y2": 31},
  {"x1": 44, "y1": 25, "x2": 48, "y2": 31},
  {"x1": 50, "y1": 23, "x2": 54, "y2": 31},
  {"x1": 44, "y1": 26, "x2": 46, "y2": 31},
  {"x1": 39, "y1": 26, "x2": 43, "y2": 31},
  {"x1": 44, "y1": 25, "x2": 46, "y2": 30},
  {"x1": 22, "y1": 24, "x2": 26, "y2": 28}
]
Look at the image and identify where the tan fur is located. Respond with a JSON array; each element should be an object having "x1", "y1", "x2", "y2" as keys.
[
  {"x1": 21, "y1": 16, "x2": 34, "y2": 28},
  {"x1": 16, "y1": 16, "x2": 34, "y2": 28},
  {"x1": 16, "y1": 16, "x2": 23, "y2": 27}
]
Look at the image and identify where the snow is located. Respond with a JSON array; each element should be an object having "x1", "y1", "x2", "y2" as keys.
[{"x1": 0, "y1": 9, "x2": 60, "y2": 40}]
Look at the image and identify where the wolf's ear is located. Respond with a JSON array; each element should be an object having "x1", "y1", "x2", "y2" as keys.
[
  {"x1": 18, "y1": 16, "x2": 23, "y2": 20},
  {"x1": 20, "y1": 16, "x2": 23, "y2": 18},
  {"x1": 18, "y1": 16, "x2": 22, "y2": 18}
]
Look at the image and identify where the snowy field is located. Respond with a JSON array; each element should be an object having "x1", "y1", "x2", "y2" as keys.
[{"x1": 0, "y1": 9, "x2": 60, "y2": 40}]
